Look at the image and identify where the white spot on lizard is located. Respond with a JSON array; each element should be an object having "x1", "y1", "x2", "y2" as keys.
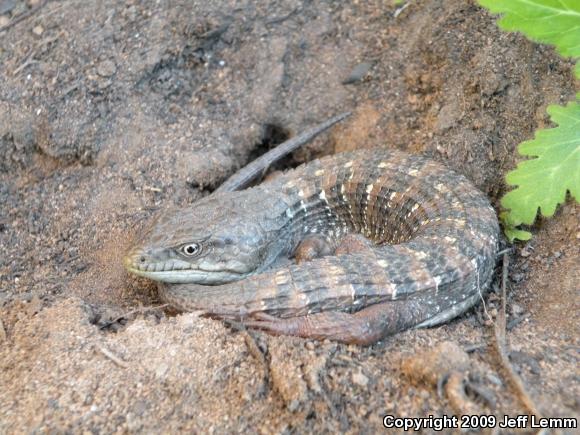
[{"x1": 434, "y1": 275, "x2": 442, "y2": 291}]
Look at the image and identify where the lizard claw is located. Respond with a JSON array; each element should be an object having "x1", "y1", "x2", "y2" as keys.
[
  {"x1": 243, "y1": 314, "x2": 300, "y2": 337},
  {"x1": 249, "y1": 312, "x2": 281, "y2": 322}
]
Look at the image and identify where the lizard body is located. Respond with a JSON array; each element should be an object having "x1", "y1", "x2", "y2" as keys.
[{"x1": 125, "y1": 138, "x2": 499, "y2": 344}]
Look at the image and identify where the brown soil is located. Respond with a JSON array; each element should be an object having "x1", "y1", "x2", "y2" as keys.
[{"x1": 1, "y1": 0, "x2": 578, "y2": 432}]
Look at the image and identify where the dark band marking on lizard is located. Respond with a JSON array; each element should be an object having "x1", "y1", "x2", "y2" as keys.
[{"x1": 125, "y1": 115, "x2": 499, "y2": 345}]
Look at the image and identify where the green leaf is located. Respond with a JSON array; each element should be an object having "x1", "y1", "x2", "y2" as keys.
[
  {"x1": 478, "y1": 0, "x2": 580, "y2": 77},
  {"x1": 500, "y1": 101, "x2": 580, "y2": 236},
  {"x1": 478, "y1": 1, "x2": 580, "y2": 240},
  {"x1": 499, "y1": 211, "x2": 533, "y2": 241},
  {"x1": 505, "y1": 227, "x2": 533, "y2": 241}
]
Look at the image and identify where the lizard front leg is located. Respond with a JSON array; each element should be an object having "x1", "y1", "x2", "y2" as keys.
[
  {"x1": 294, "y1": 235, "x2": 334, "y2": 264},
  {"x1": 243, "y1": 299, "x2": 429, "y2": 345},
  {"x1": 294, "y1": 233, "x2": 374, "y2": 264}
]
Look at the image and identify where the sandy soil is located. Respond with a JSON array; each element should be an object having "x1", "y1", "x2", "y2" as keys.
[{"x1": 1, "y1": 0, "x2": 578, "y2": 432}]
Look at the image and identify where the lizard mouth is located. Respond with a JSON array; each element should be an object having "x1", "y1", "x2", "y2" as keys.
[
  {"x1": 126, "y1": 267, "x2": 214, "y2": 284},
  {"x1": 124, "y1": 254, "x2": 245, "y2": 284}
]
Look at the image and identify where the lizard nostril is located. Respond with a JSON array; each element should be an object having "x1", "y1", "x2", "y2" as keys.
[{"x1": 139, "y1": 256, "x2": 146, "y2": 263}]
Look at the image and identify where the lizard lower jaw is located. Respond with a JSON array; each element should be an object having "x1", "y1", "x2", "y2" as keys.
[{"x1": 126, "y1": 266, "x2": 244, "y2": 284}]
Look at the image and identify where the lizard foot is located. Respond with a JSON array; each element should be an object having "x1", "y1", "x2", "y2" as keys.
[{"x1": 243, "y1": 300, "x2": 428, "y2": 345}]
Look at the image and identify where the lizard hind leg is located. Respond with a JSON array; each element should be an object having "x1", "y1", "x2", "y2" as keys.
[{"x1": 244, "y1": 299, "x2": 429, "y2": 346}]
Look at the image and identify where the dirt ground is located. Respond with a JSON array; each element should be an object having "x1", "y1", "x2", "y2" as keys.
[{"x1": 1, "y1": 0, "x2": 578, "y2": 433}]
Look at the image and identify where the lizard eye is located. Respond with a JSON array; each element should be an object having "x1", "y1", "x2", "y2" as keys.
[{"x1": 181, "y1": 243, "x2": 202, "y2": 257}]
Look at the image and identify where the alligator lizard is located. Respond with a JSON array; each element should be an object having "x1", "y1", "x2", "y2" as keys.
[{"x1": 125, "y1": 115, "x2": 499, "y2": 345}]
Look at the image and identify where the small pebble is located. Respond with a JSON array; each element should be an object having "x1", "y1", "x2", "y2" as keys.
[
  {"x1": 96, "y1": 59, "x2": 117, "y2": 77},
  {"x1": 32, "y1": 24, "x2": 43, "y2": 36},
  {"x1": 436, "y1": 145, "x2": 447, "y2": 156},
  {"x1": 155, "y1": 362, "x2": 169, "y2": 379},
  {"x1": 357, "y1": 406, "x2": 368, "y2": 417},
  {"x1": 520, "y1": 247, "x2": 531, "y2": 257},
  {"x1": 486, "y1": 373, "x2": 503, "y2": 386},
  {"x1": 342, "y1": 62, "x2": 373, "y2": 84},
  {"x1": 0, "y1": 15, "x2": 10, "y2": 27},
  {"x1": 511, "y1": 303, "x2": 524, "y2": 316},
  {"x1": 352, "y1": 371, "x2": 369, "y2": 387}
]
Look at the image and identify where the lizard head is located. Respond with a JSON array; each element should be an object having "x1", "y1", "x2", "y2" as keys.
[{"x1": 124, "y1": 188, "x2": 288, "y2": 284}]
